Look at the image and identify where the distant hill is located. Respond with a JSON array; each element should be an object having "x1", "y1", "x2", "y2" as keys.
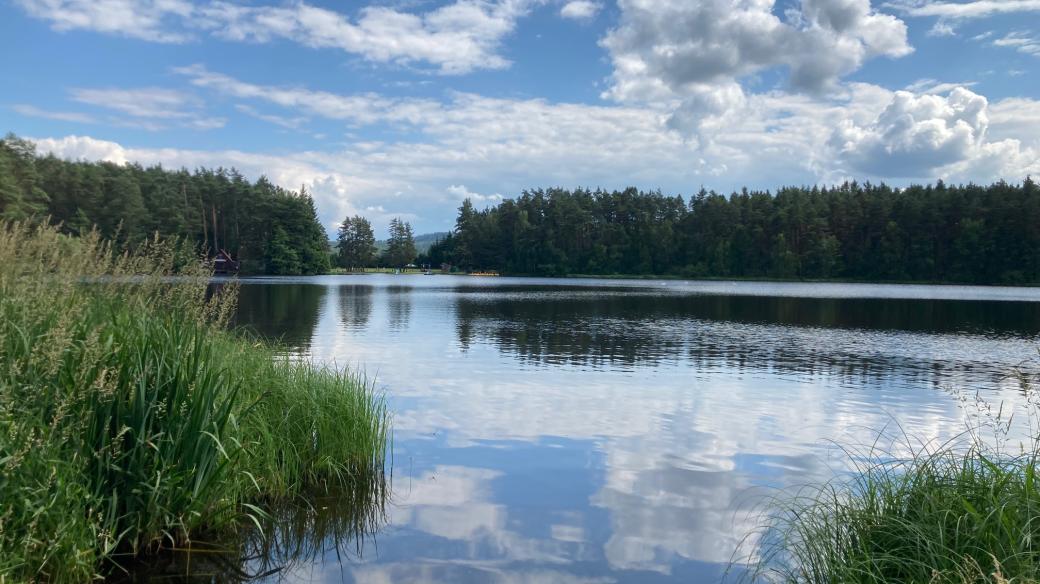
[
  {"x1": 411, "y1": 232, "x2": 451, "y2": 253},
  {"x1": 331, "y1": 231, "x2": 450, "y2": 255}
]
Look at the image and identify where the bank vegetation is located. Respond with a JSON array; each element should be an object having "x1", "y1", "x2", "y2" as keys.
[{"x1": 0, "y1": 222, "x2": 389, "y2": 582}]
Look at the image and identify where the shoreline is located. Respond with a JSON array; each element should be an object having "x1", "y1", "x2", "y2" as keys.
[
  {"x1": 318, "y1": 269, "x2": 1040, "y2": 289},
  {"x1": 0, "y1": 224, "x2": 389, "y2": 582}
]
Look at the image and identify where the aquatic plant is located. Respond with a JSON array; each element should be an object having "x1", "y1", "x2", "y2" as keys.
[
  {"x1": 742, "y1": 370, "x2": 1040, "y2": 583},
  {"x1": 113, "y1": 481, "x2": 388, "y2": 582},
  {"x1": 0, "y1": 222, "x2": 389, "y2": 582}
]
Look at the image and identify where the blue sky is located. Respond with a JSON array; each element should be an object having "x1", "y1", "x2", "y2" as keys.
[{"x1": 1, "y1": 0, "x2": 1038, "y2": 235}]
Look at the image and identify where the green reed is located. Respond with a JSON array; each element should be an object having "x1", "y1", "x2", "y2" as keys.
[
  {"x1": 742, "y1": 387, "x2": 1040, "y2": 583},
  {"x1": 116, "y1": 479, "x2": 388, "y2": 582},
  {"x1": 0, "y1": 222, "x2": 389, "y2": 582}
]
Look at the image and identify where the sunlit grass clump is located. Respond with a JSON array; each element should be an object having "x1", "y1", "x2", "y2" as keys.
[
  {"x1": 746, "y1": 391, "x2": 1040, "y2": 584},
  {"x1": 0, "y1": 222, "x2": 389, "y2": 582}
]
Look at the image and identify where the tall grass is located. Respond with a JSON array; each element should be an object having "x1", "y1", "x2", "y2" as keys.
[
  {"x1": 111, "y1": 478, "x2": 388, "y2": 581},
  {"x1": 0, "y1": 222, "x2": 389, "y2": 582},
  {"x1": 743, "y1": 378, "x2": 1040, "y2": 583}
]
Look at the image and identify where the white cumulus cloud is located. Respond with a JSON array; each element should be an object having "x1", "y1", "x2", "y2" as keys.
[
  {"x1": 560, "y1": 1, "x2": 601, "y2": 20},
  {"x1": 602, "y1": 0, "x2": 912, "y2": 104},
  {"x1": 830, "y1": 87, "x2": 1038, "y2": 178}
]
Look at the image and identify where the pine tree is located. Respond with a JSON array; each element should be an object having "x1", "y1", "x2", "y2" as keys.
[
  {"x1": 0, "y1": 133, "x2": 338, "y2": 275},
  {"x1": 0, "y1": 134, "x2": 49, "y2": 219},
  {"x1": 336, "y1": 215, "x2": 377, "y2": 269},
  {"x1": 292, "y1": 187, "x2": 331, "y2": 275},
  {"x1": 267, "y1": 225, "x2": 301, "y2": 275},
  {"x1": 454, "y1": 199, "x2": 477, "y2": 269},
  {"x1": 385, "y1": 217, "x2": 417, "y2": 268}
]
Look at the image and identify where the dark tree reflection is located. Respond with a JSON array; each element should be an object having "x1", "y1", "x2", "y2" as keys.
[
  {"x1": 231, "y1": 284, "x2": 327, "y2": 350},
  {"x1": 339, "y1": 284, "x2": 374, "y2": 331},
  {"x1": 386, "y1": 286, "x2": 413, "y2": 331},
  {"x1": 453, "y1": 290, "x2": 1040, "y2": 384}
]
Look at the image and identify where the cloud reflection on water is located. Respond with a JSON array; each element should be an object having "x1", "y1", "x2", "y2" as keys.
[{"x1": 229, "y1": 276, "x2": 1040, "y2": 582}]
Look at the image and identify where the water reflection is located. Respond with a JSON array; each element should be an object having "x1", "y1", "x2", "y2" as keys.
[
  {"x1": 338, "y1": 285, "x2": 373, "y2": 331},
  {"x1": 209, "y1": 276, "x2": 1040, "y2": 583},
  {"x1": 387, "y1": 286, "x2": 413, "y2": 331},
  {"x1": 112, "y1": 477, "x2": 388, "y2": 583},
  {"x1": 233, "y1": 283, "x2": 326, "y2": 349},
  {"x1": 247, "y1": 480, "x2": 388, "y2": 579},
  {"x1": 453, "y1": 290, "x2": 1038, "y2": 387}
]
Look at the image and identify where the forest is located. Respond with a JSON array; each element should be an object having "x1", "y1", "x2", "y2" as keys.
[
  {"x1": 0, "y1": 134, "x2": 329, "y2": 275},
  {"x1": 6, "y1": 132, "x2": 1039, "y2": 284},
  {"x1": 424, "y1": 180, "x2": 1040, "y2": 284}
]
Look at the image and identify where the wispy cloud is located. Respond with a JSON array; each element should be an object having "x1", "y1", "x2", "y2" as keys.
[
  {"x1": 174, "y1": 64, "x2": 439, "y2": 126},
  {"x1": 905, "y1": 78, "x2": 978, "y2": 94},
  {"x1": 13, "y1": 99, "x2": 224, "y2": 131},
  {"x1": 12, "y1": 104, "x2": 97, "y2": 124},
  {"x1": 71, "y1": 87, "x2": 200, "y2": 119},
  {"x1": 68, "y1": 86, "x2": 225, "y2": 130},
  {"x1": 15, "y1": 0, "x2": 540, "y2": 75},
  {"x1": 183, "y1": 116, "x2": 227, "y2": 130},
  {"x1": 993, "y1": 31, "x2": 1040, "y2": 57},
  {"x1": 13, "y1": 0, "x2": 195, "y2": 42},
  {"x1": 889, "y1": 0, "x2": 1040, "y2": 19},
  {"x1": 234, "y1": 104, "x2": 308, "y2": 130}
]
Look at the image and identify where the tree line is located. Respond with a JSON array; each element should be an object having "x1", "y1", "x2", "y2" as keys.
[
  {"x1": 0, "y1": 133, "x2": 330, "y2": 275},
  {"x1": 424, "y1": 180, "x2": 1040, "y2": 284},
  {"x1": 336, "y1": 215, "x2": 418, "y2": 269},
  {"x1": 7, "y1": 131, "x2": 1038, "y2": 284}
]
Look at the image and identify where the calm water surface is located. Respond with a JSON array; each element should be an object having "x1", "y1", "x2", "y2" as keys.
[{"x1": 190, "y1": 277, "x2": 1040, "y2": 582}]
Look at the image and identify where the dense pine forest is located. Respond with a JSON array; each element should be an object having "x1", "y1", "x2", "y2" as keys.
[
  {"x1": 425, "y1": 180, "x2": 1040, "y2": 284},
  {"x1": 6, "y1": 133, "x2": 1039, "y2": 284},
  {"x1": 0, "y1": 134, "x2": 329, "y2": 275}
]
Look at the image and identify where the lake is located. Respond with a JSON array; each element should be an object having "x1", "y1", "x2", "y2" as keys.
[{"x1": 155, "y1": 276, "x2": 1040, "y2": 582}]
